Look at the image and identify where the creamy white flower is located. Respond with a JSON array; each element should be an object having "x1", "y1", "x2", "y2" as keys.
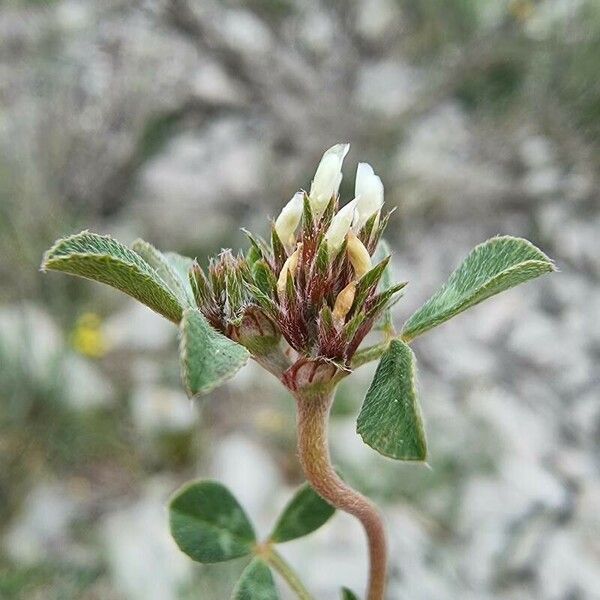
[
  {"x1": 275, "y1": 191, "x2": 304, "y2": 247},
  {"x1": 347, "y1": 231, "x2": 372, "y2": 279},
  {"x1": 324, "y1": 199, "x2": 357, "y2": 253},
  {"x1": 309, "y1": 143, "x2": 350, "y2": 217},
  {"x1": 276, "y1": 245, "x2": 301, "y2": 297},
  {"x1": 332, "y1": 281, "x2": 356, "y2": 328},
  {"x1": 353, "y1": 162, "x2": 384, "y2": 231}
]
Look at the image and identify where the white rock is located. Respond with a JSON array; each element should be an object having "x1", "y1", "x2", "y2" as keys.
[
  {"x1": 102, "y1": 301, "x2": 175, "y2": 352},
  {"x1": 0, "y1": 303, "x2": 64, "y2": 384},
  {"x1": 356, "y1": 60, "x2": 421, "y2": 118},
  {"x1": 519, "y1": 135, "x2": 556, "y2": 169},
  {"x1": 210, "y1": 434, "x2": 281, "y2": 532},
  {"x1": 538, "y1": 528, "x2": 600, "y2": 599},
  {"x1": 221, "y1": 9, "x2": 273, "y2": 56},
  {"x1": 131, "y1": 385, "x2": 195, "y2": 435},
  {"x1": 355, "y1": 0, "x2": 403, "y2": 43},
  {"x1": 102, "y1": 479, "x2": 192, "y2": 600},
  {"x1": 62, "y1": 354, "x2": 115, "y2": 410},
  {"x1": 4, "y1": 482, "x2": 82, "y2": 564}
]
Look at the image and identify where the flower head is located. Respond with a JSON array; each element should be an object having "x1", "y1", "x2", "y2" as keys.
[{"x1": 191, "y1": 144, "x2": 404, "y2": 391}]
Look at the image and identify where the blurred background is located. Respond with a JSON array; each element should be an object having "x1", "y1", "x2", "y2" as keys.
[{"x1": 1, "y1": 0, "x2": 599, "y2": 598}]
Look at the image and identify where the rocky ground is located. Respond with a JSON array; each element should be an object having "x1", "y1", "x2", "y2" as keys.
[{"x1": 1, "y1": 1, "x2": 599, "y2": 599}]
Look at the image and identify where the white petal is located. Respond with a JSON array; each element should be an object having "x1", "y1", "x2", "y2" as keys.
[
  {"x1": 324, "y1": 199, "x2": 357, "y2": 253},
  {"x1": 275, "y1": 191, "x2": 304, "y2": 246},
  {"x1": 353, "y1": 162, "x2": 384, "y2": 231},
  {"x1": 309, "y1": 143, "x2": 350, "y2": 217}
]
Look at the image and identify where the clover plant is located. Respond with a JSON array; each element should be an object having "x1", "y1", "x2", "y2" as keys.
[{"x1": 41, "y1": 144, "x2": 555, "y2": 599}]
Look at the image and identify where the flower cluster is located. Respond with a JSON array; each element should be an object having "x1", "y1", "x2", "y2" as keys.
[{"x1": 189, "y1": 144, "x2": 406, "y2": 390}]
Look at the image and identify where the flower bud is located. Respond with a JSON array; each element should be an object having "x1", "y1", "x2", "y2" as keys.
[
  {"x1": 309, "y1": 143, "x2": 350, "y2": 217},
  {"x1": 347, "y1": 231, "x2": 372, "y2": 279},
  {"x1": 353, "y1": 162, "x2": 384, "y2": 231},
  {"x1": 276, "y1": 245, "x2": 300, "y2": 297},
  {"x1": 332, "y1": 281, "x2": 356, "y2": 328},
  {"x1": 324, "y1": 199, "x2": 357, "y2": 254},
  {"x1": 275, "y1": 191, "x2": 304, "y2": 249}
]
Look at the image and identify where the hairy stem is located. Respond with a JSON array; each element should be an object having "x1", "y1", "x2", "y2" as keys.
[
  {"x1": 265, "y1": 546, "x2": 315, "y2": 600},
  {"x1": 351, "y1": 340, "x2": 390, "y2": 370},
  {"x1": 293, "y1": 388, "x2": 388, "y2": 600},
  {"x1": 351, "y1": 331, "x2": 414, "y2": 372}
]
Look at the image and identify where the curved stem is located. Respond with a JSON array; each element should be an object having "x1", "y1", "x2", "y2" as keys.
[
  {"x1": 265, "y1": 547, "x2": 315, "y2": 600},
  {"x1": 293, "y1": 388, "x2": 388, "y2": 600}
]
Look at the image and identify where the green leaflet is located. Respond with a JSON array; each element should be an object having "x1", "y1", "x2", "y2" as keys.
[
  {"x1": 231, "y1": 559, "x2": 279, "y2": 600},
  {"x1": 269, "y1": 482, "x2": 335, "y2": 544},
  {"x1": 169, "y1": 480, "x2": 256, "y2": 563},
  {"x1": 179, "y1": 308, "x2": 249, "y2": 397},
  {"x1": 131, "y1": 239, "x2": 195, "y2": 306},
  {"x1": 357, "y1": 339, "x2": 427, "y2": 461},
  {"x1": 402, "y1": 236, "x2": 555, "y2": 341},
  {"x1": 41, "y1": 231, "x2": 183, "y2": 323},
  {"x1": 341, "y1": 588, "x2": 359, "y2": 600}
]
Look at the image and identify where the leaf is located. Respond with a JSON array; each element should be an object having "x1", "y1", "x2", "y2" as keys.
[
  {"x1": 356, "y1": 339, "x2": 427, "y2": 461},
  {"x1": 341, "y1": 588, "x2": 359, "y2": 600},
  {"x1": 165, "y1": 251, "x2": 195, "y2": 298},
  {"x1": 169, "y1": 480, "x2": 256, "y2": 563},
  {"x1": 231, "y1": 559, "x2": 279, "y2": 600},
  {"x1": 402, "y1": 236, "x2": 555, "y2": 341},
  {"x1": 41, "y1": 231, "x2": 183, "y2": 323},
  {"x1": 131, "y1": 239, "x2": 194, "y2": 306},
  {"x1": 269, "y1": 482, "x2": 335, "y2": 544},
  {"x1": 179, "y1": 308, "x2": 249, "y2": 396}
]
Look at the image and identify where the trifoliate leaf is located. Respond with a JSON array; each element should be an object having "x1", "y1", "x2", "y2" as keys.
[
  {"x1": 169, "y1": 480, "x2": 256, "y2": 563},
  {"x1": 402, "y1": 236, "x2": 555, "y2": 341},
  {"x1": 269, "y1": 482, "x2": 335, "y2": 544},
  {"x1": 231, "y1": 558, "x2": 279, "y2": 600},
  {"x1": 341, "y1": 588, "x2": 359, "y2": 600},
  {"x1": 357, "y1": 339, "x2": 427, "y2": 461},
  {"x1": 131, "y1": 239, "x2": 194, "y2": 306},
  {"x1": 179, "y1": 308, "x2": 249, "y2": 396},
  {"x1": 41, "y1": 231, "x2": 183, "y2": 323}
]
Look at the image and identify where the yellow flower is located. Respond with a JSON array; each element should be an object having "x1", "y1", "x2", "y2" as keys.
[{"x1": 71, "y1": 312, "x2": 106, "y2": 358}]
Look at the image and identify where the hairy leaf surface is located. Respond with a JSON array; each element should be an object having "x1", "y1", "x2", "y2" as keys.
[
  {"x1": 179, "y1": 308, "x2": 249, "y2": 396},
  {"x1": 231, "y1": 559, "x2": 278, "y2": 600},
  {"x1": 402, "y1": 236, "x2": 555, "y2": 340},
  {"x1": 270, "y1": 482, "x2": 335, "y2": 543},
  {"x1": 357, "y1": 339, "x2": 427, "y2": 461},
  {"x1": 132, "y1": 239, "x2": 194, "y2": 306},
  {"x1": 42, "y1": 231, "x2": 183, "y2": 322},
  {"x1": 169, "y1": 480, "x2": 256, "y2": 563}
]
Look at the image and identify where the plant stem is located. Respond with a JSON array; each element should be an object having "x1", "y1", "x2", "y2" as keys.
[
  {"x1": 265, "y1": 546, "x2": 315, "y2": 600},
  {"x1": 351, "y1": 340, "x2": 390, "y2": 370},
  {"x1": 350, "y1": 331, "x2": 413, "y2": 371},
  {"x1": 293, "y1": 389, "x2": 388, "y2": 600}
]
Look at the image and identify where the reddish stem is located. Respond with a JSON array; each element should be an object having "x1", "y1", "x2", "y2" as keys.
[{"x1": 293, "y1": 388, "x2": 388, "y2": 600}]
